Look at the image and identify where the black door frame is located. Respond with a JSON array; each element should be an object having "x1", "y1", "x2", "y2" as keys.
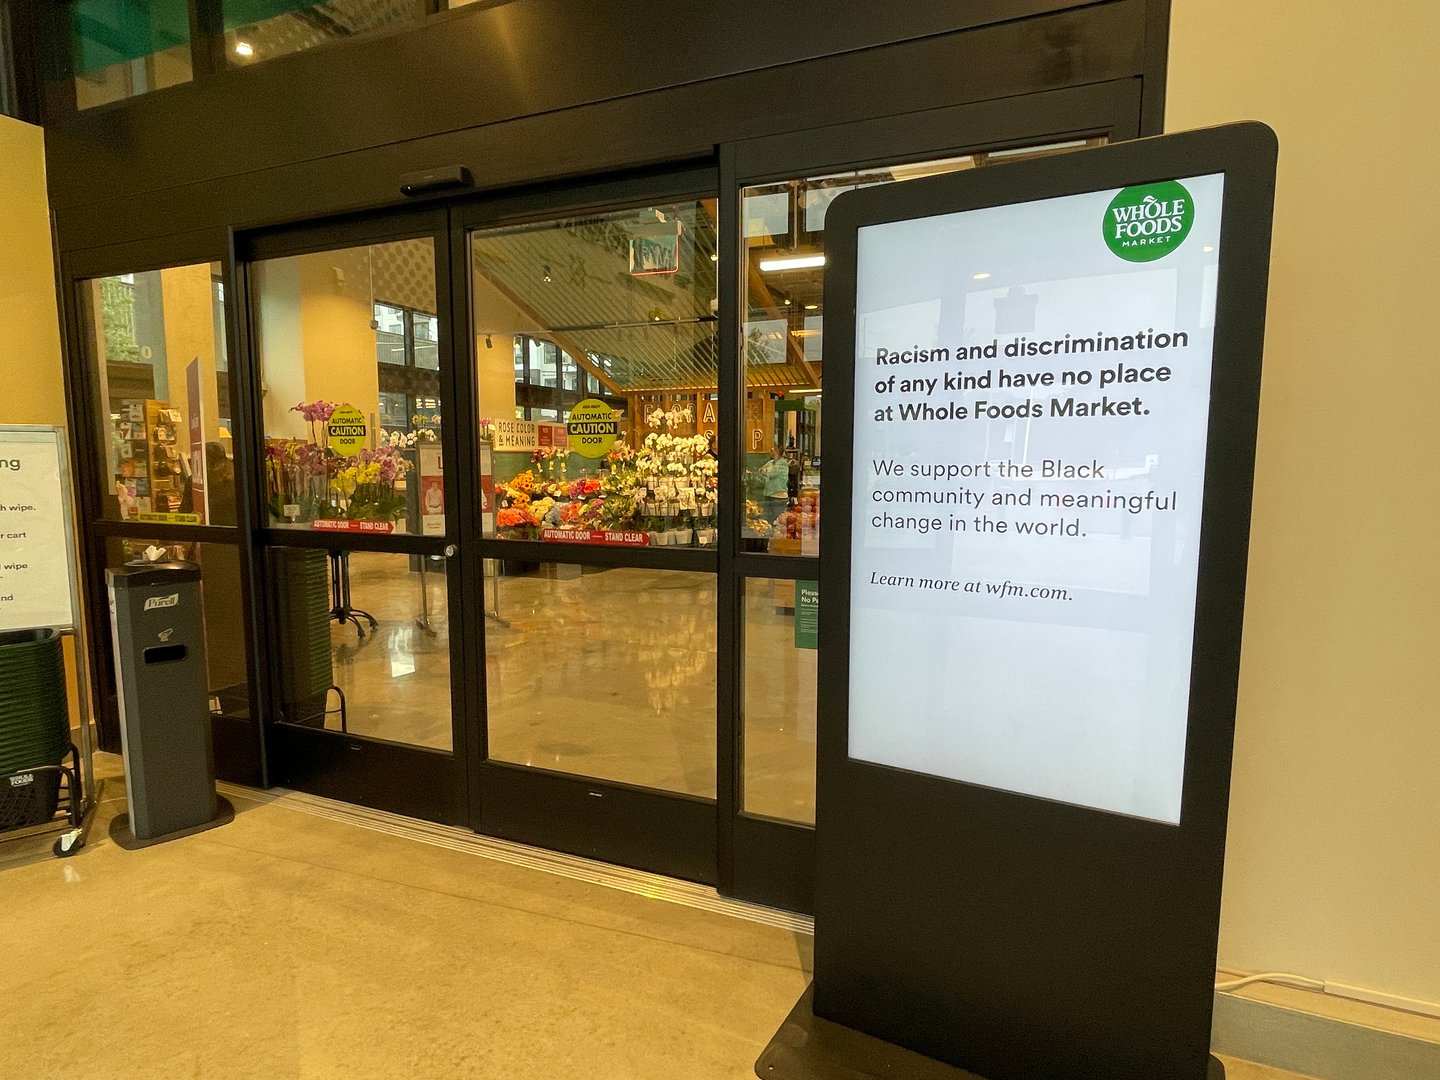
[
  {"x1": 56, "y1": 78, "x2": 1148, "y2": 913},
  {"x1": 451, "y1": 163, "x2": 723, "y2": 885},
  {"x1": 234, "y1": 204, "x2": 470, "y2": 826},
  {"x1": 58, "y1": 226, "x2": 268, "y2": 787},
  {"x1": 718, "y1": 80, "x2": 1147, "y2": 912}
]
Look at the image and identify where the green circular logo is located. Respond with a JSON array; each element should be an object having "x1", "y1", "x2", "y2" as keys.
[
  {"x1": 567, "y1": 398, "x2": 619, "y2": 459},
  {"x1": 1103, "y1": 180, "x2": 1195, "y2": 262}
]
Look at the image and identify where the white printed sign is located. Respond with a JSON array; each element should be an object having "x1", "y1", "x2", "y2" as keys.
[
  {"x1": 0, "y1": 428, "x2": 78, "y2": 631},
  {"x1": 848, "y1": 174, "x2": 1225, "y2": 825}
]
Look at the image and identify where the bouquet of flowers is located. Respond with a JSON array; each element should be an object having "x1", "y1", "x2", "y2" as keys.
[
  {"x1": 331, "y1": 444, "x2": 411, "y2": 522},
  {"x1": 496, "y1": 505, "x2": 541, "y2": 538},
  {"x1": 263, "y1": 400, "x2": 413, "y2": 525},
  {"x1": 264, "y1": 439, "x2": 330, "y2": 522}
]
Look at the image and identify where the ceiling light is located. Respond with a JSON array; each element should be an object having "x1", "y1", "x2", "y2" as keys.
[
  {"x1": 234, "y1": 41, "x2": 254, "y2": 58},
  {"x1": 804, "y1": 303, "x2": 818, "y2": 311},
  {"x1": 759, "y1": 254, "x2": 826, "y2": 273},
  {"x1": 710, "y1": 252, "x2": 719, "y2": 262},
  {"x1": 973, "y1": 272, "x2": 991, "y2": 280},
  {"x1": 542, "y1": 264, "x2": 552, "y2": 283}
]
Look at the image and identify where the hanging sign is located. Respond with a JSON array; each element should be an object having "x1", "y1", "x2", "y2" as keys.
[
  {"x1": 567, "y1": 398, "x2": 619, "y2": 458},
  {"x1": 0, "y1": 427, "x2": 80, "y2": 632},
  {"x1": 325, "y1": 404, "x2": 368, "y2": 457},
  {"x1": 629, "y1": 219, "x2": 682, "y2": 276}
]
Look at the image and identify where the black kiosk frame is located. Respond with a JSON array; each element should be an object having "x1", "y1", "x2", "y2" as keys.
[{"x1": 776, "y1": 124, "x2": 1278, "y2": 1080}]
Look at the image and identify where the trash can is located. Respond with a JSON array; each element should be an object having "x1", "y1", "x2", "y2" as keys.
[
  {"x1": 0, "y1": 628, "x2": 69, "y2": 831},
  {"x1": 106, "y1": 561, "x2": 221, "y2": 841}
]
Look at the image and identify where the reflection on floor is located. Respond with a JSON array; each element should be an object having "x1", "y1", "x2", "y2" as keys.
[
  {"x1": 485, "y1": 564, "x2": 717, "y2": 797},
  {"x1": 321, "y1": 551, "x2": 454, "y2": 751},
  {"x1": 0, "y1": 762, "x2": 1323, "y2": 1080},
  {"x1": 297, "y1": 555, "x2": 818, "y2": 822},
  {"x1": 742, "y1": 580, "x2": 818, "y2": 823}
]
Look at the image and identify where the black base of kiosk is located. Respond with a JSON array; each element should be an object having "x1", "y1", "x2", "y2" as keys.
[
  {"x1": 107, "y1": 795, "x2": 235, "y2": 850},
  {"x1": 756, "y1": 985, "x2": 1226, "y2": 1080}
]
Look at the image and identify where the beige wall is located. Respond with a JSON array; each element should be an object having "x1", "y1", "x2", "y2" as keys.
[
  {"x1": 160, "y1": 262, "x2": 223, "y2": 447},
  {"x1": 0, "y1": 117, "x2": 64, "y2": 428},
  {"x1": 1168, "y1": 3, "x2": 1440, "y2": 1006},
  {"x1": 297, "y1": 249, "x2": 381, "y2": 432},
  {"x1": 256, "y1": 250, "x2": 381, "y2": 442},
  {"x1": 473, "y1": 272, "x2": 534, "y2": 420},
  {"x1": 0, "y1": 116, "x2": 81, "y2": 725}
]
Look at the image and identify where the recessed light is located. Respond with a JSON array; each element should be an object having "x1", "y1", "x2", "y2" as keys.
[
  {"x1": 759, "y1": 254, "x2": 826, "y2": 272},
  {"x1": 234, "y1": 41, "x2": 254, "y2": 58},
  {"x1": 973, "y1": 272, "x2": 991, "y2": 280}
]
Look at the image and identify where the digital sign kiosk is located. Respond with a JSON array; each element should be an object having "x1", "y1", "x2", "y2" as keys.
[{"x1": 786, "y1": 124, "x2": 1277, "y2": 1080}]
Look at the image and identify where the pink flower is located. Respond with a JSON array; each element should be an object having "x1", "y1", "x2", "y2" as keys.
[{"x1": 291, "y1": 400, "x2": 339, "y2": 423}]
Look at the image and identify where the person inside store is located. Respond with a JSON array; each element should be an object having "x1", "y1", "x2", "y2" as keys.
[
  {"x1": 786, "y1": 447, "x2": 802, "y2": 503},
  {"x1": 179, "y1": 441, "x2": 237, "y2": 525},
  {"x1": 761, "y1": 443, "x2": 791, "y2": 524}
]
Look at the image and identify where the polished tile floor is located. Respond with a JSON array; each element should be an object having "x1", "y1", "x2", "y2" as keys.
[
  {"x1": 0, "y1": 761, "x2": 1315, "y2": 1080},
  {"x1": 291, "y1": 555, "x2": 818, "y2": 821}
]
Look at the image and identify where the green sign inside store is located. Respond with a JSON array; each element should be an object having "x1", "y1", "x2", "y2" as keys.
[{"x1": 794, "y1": 581, "x2": 818, "y2": 651}]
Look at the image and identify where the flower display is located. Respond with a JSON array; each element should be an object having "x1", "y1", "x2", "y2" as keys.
[
  {"x1": 381, "y1": 428, "x2": 436, "y2": 448},
  {"x1": 488, "y1": 403, "x2": 727, "y2": 545},
  {"x1": 265, "y1": 400, "x2": 412, "y2": 526}
]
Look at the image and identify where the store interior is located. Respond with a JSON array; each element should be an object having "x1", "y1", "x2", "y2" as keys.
[{"x1": 81, "y1": 141, "x2": 1112, "y2": 833}]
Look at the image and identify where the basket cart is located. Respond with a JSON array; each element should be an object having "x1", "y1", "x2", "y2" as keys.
[
  {"x1": 0, "y1": 427, "x2": 99, "y2": 858},
  {"x1": 0, "y1": 630, "x2": 95, "y2": 857}
]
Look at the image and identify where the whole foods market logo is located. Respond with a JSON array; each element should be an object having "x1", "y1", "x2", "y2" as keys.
[{"x1": 1103, "y1": 180, "x2": 1194, "y2": 262}]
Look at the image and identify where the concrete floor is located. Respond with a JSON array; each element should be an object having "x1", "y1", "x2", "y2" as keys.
[{"x1": 1, "y1": 763, "x2": 1314, "y2": 1080}]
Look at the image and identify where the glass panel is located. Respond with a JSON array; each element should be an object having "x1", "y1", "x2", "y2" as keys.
[
  {"x1": 374, "y1": 303, "x2": 407, "y2": 365},
  {"x1": 83, "y1": 263, "x2": 237, "y2": 526},
  {"x1": 270, "y1": 548, "x2": 453, "y2": 751},
  {"x1": 412, "y1": 311, "x2": 439, "y2": 370},
  {"x1": 103, "y1": 538, "x2": 250, "y2": 718},
  {"x1": 224, "y1": 1, "x2": 418, "y2": 67},
  {"x1": 740, "y1": 140, "x2": 1107, "y2": 555},
  {"x1": 66, "y1": 0, "x2": 192, "y2": 110},
  {"x1": 484, "y1": 564, "x2": 716, "y2": 796},
  {"x1": 472, "y1": 197, "x2": 720, "y2": 547},
  {"x1": 741, "y1": 578, "x2": 818, "y2": 823},
  {"x1": 252, "y1": 237, "x2": 442, "y2": 537}
]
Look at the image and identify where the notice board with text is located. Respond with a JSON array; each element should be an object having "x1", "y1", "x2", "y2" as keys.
[
  {"x1": 811, "y1": 124, "x2": 1277, "y2": 1080},
  {"x1": 0, "y1": 427, "x2": 81, "y2": 633}
]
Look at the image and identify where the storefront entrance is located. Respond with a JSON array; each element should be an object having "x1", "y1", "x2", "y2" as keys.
[{"x1": 64, "y1": 85, "x2": 1138, "y2": 912}]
